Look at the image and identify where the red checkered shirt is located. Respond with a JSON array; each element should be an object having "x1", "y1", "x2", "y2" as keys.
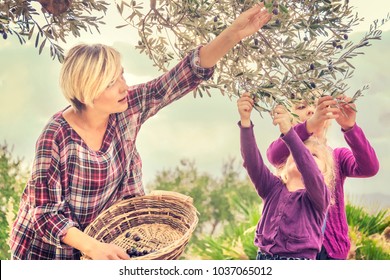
[{"x1": 9, "y1": 46, "x2": 214, "y2": 259}]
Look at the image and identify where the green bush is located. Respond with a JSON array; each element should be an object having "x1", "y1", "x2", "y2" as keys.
[
  {"x1": 347, "y1": 204, "x2": 390, "y2": 235},
  {"x1": 0, "y1": 143, "x2": 28, "y2": 260},
  {"x1": 1, "y1": 151, "x2": 389, "y2": 260},
  {"x1": 189, "y1": 196, "x2": 390, "y2": 260}
]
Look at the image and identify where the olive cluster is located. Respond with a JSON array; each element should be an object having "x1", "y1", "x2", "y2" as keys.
[
  {"x1": 126, "y1": 231, "x2": 141, "y2": 241},
  {"x1": 124, "y1": 232, "x2": 156, "y2": 258},
  {"x1": 332, "y1": 34, "x2": 348, "y2": 49},
  {"x1": 126, "y1": 247, "x2": 153, "y2": 258}
]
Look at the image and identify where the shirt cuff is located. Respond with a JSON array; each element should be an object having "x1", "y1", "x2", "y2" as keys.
[
  {"x1": 281, "y1": 127, "x2": 299, "y2": 144},
  {"x1": 297, "y1": 121, "x2": 313, "y2": 138},
  {"x1": 189, "y1": 46, "x2": 215, "y2": 80},
  {"x1": 341, "y1": 123, "x2": 357, "y2": 133},
  {"x1": 237, "y1": 120, "x2": 254, "y2": 128}
]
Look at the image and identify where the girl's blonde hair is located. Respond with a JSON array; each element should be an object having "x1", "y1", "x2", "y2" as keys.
[
  {"x1": 278, "y1": 136, "x2": 335, "y2": 202},
  {"x1": 59, "y1": 44, "x2": 122, "y2": 111}
]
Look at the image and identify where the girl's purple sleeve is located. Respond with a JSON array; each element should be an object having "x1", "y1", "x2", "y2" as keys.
[
  {"x1": 282, "y1": 129, "x2": 330, "y2": 212},
  {"x1": 266, "y1": 121, "x2": 312, "y2": 167},
  {"x1": 239, "y1": 122, "x2": 278, "y2": 198},
  {"x1": 337, "y1": 123, "x2": 379, "y2": 177}
]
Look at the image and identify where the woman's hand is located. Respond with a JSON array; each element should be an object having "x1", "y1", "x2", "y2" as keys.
[
  {"x1": 237, "y1": 92, "x2": 254, "y2": 127},
  {"x1": 62, "y1": 226, "x2": 130, "y2": 260},
  {"x1": 228, "y1": 3, "x2": 273, "y2": 42},
  {"x1": 272, "y1": 105, "x2": 292, "y2": 135},
  {"x1": 199, "y1": 3, "x2": 272, "y2": 68},
  {"x1": 87, "y1": 242, "x2": 130, "y2": 260}
]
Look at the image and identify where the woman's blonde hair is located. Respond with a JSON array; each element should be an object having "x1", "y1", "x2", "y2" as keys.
[
  {"x1": 59, "y1": 44, "x2": 122, "y2": 111},
  {"x1": 278, "y1": 136, "x2": 335, "y2": 202}
]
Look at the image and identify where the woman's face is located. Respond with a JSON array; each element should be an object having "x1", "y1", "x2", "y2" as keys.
[
  {"x1": 92, "y1": 68, "x2": 129, "y2": 114},
  {"x1": 291, "y1": 101, "x2": 316, "y2": 124}
]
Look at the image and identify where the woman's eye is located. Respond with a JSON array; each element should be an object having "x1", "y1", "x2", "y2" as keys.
[
  {"x1": 107, "y1": 71, "x2": 125, "y2": 89},
  {"x1": 107, "y1": 80, "x2": 115, "y2": 88},
  {"x1": 311, "y1": 153, "x2": 318, "y2": 158}
]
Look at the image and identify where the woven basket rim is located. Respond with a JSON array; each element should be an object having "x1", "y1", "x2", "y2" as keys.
[{"x1": 81, "y1": 190, "x2": 198, "y2": 260}]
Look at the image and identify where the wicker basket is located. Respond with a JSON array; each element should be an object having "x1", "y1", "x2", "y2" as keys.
[{"x1": 80, "y1": 190, "x2": 199, "y2": 260}]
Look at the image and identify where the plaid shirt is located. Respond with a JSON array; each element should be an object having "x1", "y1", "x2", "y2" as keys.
[{"x1": 9, "y1": 46, "x2": 214, "y2": 260}]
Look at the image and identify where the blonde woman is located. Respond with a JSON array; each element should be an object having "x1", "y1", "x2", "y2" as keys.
[
  {"x1": 9, "y1": 5, "x2": 272, "y2": 260},
  {"x1": 237, "y1": 92, "x2": 335, "y2": 260}
]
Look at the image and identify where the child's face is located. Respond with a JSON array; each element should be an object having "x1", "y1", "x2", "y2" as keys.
[
  {"x1": 291, "y1": 101, "x2": 316, "y2": 124},
  {"x1": 285, "y1": 143, "x2": 326, "y2": 180}
]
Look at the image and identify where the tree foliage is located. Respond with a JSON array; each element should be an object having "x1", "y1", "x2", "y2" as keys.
[
  {"x1": 2, "y1": 1, "x2": 389, "y2": 112},
  {"x1": 116, "y1": 0, "x2": 389, "y2": 113},
  {"x1": 0, "y1": 0, "x2": 109, "y2": 62}
]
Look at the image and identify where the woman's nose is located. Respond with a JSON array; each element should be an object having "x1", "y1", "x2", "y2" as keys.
[{"x1": 121, "y1": 80, "x2": 128, "y2": 91}]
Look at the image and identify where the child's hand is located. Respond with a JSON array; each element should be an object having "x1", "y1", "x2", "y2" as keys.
[
  {"x1": 272, "y1": 105, "x2": 292, "y2": 135},
  {"x1": 335, "y1": 95, "x2": 356, "y2": 131},
  {"x1": 307, "y1": 96, "x2": 339, "y2": 135},
  {"x1": 237, "y1": 92, "x2": 254, "y2": 127}
]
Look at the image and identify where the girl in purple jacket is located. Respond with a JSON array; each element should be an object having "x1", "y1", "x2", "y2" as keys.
[
  {"x1": 266, "y1": 95, "x2": 379, "y2": 260},
  {"x1": 237, "y1": 93, "x2": 335, "y2": 260}
]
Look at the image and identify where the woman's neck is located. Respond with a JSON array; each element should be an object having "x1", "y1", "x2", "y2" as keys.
[
  {"x1": 69, "y1": 107, "x2": 109, "y2": 131},
  {"x1": 62, "y1": 106, "x2": 110, "y2": 151}
]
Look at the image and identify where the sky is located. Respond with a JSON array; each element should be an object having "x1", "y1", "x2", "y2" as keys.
[{"x1": 1, "y1": 0, "x2": 390, "y2": 210}]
